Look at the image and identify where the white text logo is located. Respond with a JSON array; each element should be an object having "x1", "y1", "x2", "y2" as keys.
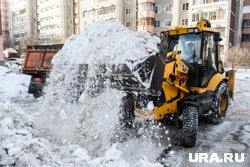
[{"x1": 189, "y1": 153, "x2": 245, "y2": 163}]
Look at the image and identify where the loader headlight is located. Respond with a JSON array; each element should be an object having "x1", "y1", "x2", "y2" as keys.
[{"x1": 188, "y1": 28, "x2": 199, "y2": 33}]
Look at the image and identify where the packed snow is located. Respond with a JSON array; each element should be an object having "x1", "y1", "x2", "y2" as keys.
[{"x1": 0, "y1": 64, "x2": 163, "y2": 166}]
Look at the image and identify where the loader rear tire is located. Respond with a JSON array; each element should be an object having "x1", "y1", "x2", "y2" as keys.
[
  {"x1": 182, "y1": 105, "x2": 198, "y2": 147},
  {"x1": 119, "y1": 93, "x2": 135, "y2": 129}
]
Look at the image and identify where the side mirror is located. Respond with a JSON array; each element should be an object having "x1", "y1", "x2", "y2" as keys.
[
  {"x1": 214, "y1": 33, "x2": 222, "y2": 42},
  {"x1": 219, "y1": 60, "x2": 225, "y2": 74}
]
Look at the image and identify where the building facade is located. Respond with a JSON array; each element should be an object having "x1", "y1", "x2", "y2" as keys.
[
  {"x1": 37, "y1": 0, "x2": 74, "y2": 44},
  {"x1": 137, "y1": 0, "x2": 156, "y2": 32},
  {"x1": 73, "y1": 0, "x2": 80, "y2": 34},
  {"x1": 241, "y1": 0, "x2": 250, "y2": 48},
  {"x1": 235, "y1": 0, "x2": 243, "y2": 46},
  {"x1": 80, "y1": 0, "x2": 137, "y2": 31},
  {"x1": 190, "y1": 0, "x2": 235, "y2": 59},
  {"x1": 0, "y1": 0, "x2": 9, "y2": 48},
  {"x1": 154, "y1": 0, "x2": 173, "y2": 34},
  {"x1": 8, "y1": 0, "x2": 37, "y2": 50}
]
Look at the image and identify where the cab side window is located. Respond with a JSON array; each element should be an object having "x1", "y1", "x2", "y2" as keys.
[{"x1": 201, "y1": 33, "x2": 218, "y2": 87}]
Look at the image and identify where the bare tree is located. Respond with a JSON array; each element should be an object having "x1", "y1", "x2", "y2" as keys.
[{"x1": 226, "y1": 46, "x2": 250, "y2": 68}]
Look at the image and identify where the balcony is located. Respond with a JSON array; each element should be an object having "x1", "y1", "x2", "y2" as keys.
[
  {"x1": 137, "y1": 25, "x2": 155, "y2": 33},
  {"x1": 138, "y1": 10, "x2": 155, "y2": 19},
  {"x1": 138, "y1": 0, "x2": 155, "y2": 3}
]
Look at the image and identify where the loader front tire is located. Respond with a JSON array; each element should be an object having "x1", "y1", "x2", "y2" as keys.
[
  {"x1": 182, "y1": 105, "x2": 198, "y2": 147},
  {"x1": 207, "y1": 82, "x2": 229, "y2": 124},
  {"x1": 119, "y1": 93, "x2": 135, "y2": 129}
]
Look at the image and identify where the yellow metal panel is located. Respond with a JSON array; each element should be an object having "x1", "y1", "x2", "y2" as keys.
[
  {"x1": 207, "y1": 73, "x2": 226, "y2": 91},
  {"x1": 189, "y1": 87, "x2": 207, "y2": 94},
  {"x1": 134, "y1": 100, "x2": 179, "y2": 120},
  {"x1": 163, "y1": 61, "x2": 179, "y2": 101},
  {"x1": 226, "y1": 70, "x2": 236, "y2": 100}
]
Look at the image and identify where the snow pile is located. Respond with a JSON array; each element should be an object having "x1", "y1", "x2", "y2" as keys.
[
  {"x1": 0, "y1": 66, "x2": 30, "y2": 98},
  {"x1": 52, "y1": 20, "x2": 159, "y2": 65},
  {"x1": 0, "y1": 64, "x2": 164, "y2": 166},
  {"x1": 32, "y1": 20, "x2": 164, "y2": 166},
  {"x1": 44, "y1": 20, "x2": 160, "y2": 103},
  {"x1": 0, "y1": 109, "x2": 161, "y2": 167},
  {"x1": 0, "y1": 66, "x2": 11, "y2": 75}
]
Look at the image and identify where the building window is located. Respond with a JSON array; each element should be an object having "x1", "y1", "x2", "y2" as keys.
[
  {"x1": 192, "y1": 14, "x2": 199, "y2": 22},
  {"x1": 243, "y1": 20, "x2": 250, "y2": 27},
  {"x1": 209, "y1": 11, "x2": 217, "y2": 20},
  {"x1": 182, "y1": 3, "x2": 189, "y2": 10},
  {"x1": 182, "y1": 19, "x2": 188, "y2": 25},
  {"x1": 166, "y1": 4, "x2": 172, "y2": 12},
  {"x1": 138, "y1": 2, "x2": 155, "y2": 11},
  {"x1": 155, "y1": 20, "x2": 160, "y2": 27},
  {"x1": 242, "y1": 34, "x2": 250, "y2": 42},
  {"x1": 74, "y1": 28, "x2": 79, "y2": 34},
  {"x1": 216, "y1": 27, "x2": 225, "y2": 36},
  {"x1": 125, "y1": 21, "x2": 131, "y2": 27},
  {"x1": 166, "y1": 20, "x2": 171, "y2": 27},
  {"x1": 201, "y1": 12, "x2": 208, "y2": 20},
  {"x1": 155, "y1": 6, "x2": 161, "y2": 13},
  {"x1": 138, "y1": 17, "x2": 155, "y2": 26},
  {"x1": 125, "y1": 8, "x2": 130, "y2": 15}
]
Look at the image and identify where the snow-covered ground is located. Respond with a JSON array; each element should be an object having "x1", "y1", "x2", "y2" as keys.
[
  {"x1": 1, "y1": 65, "x2": 249, "y2": 167},
  {"x1": 0, "y1": 65, "x2": 162, "y2": 167}
]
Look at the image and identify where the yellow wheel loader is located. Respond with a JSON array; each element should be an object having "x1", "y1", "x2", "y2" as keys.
[{"x1": 118, "y1": 20, "x2": 235, "y2": 147}]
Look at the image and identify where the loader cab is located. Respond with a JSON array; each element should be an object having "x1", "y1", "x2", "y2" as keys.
[{"x1": 160, "y1": 21, "x2": 222, "y2": 88}]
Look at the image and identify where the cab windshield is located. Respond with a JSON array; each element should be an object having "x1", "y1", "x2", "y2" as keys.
[{"x1": 168, "y1": 34, "x2": 202, "y2": 63}]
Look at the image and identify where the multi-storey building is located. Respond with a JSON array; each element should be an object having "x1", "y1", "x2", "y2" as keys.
[
  {"x1": 73, "y1": 0, "x2": 80, "y2": 34},
  {"x1": 137, "y1": 0, "x2": 156, "y2": 33},
  {"x1": 154, "y1": 0, "x2": 173, "y2": 34},
  {"x1": 8, "y1": 0, "x2": 37, "y2": 50},
  {"x1": 147, "y1": 0, "x2": 192, "y2": 34},
  {"x1": 37, "y1": 0, "x2": 74, "y2": 44},
  {"x1": 0, "y1": 0, "x2": 9, "y2": 46},
  {"x1": 0, "y1": 6, "x2": 3, "y2": 60},
  {"x1": 190, "y1": 0, "x2": 235, "y2": 59},
  {"x1": 235, "y1": 0, "x2": 243, "y2": 46},
  {"x1": 241, "y1": 0, "x2": 250, "y2": 49},
  {"x1": 80, "y1": 0, "x2": 136, "y2": 31}
]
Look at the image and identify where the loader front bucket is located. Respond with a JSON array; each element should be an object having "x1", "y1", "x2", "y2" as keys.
[
  {"x1": 226, "y1": 70, "x2": 236, "y2": 100},
  {"x1": 110, "y1": 54, "x2": 165, "y2": 96}
]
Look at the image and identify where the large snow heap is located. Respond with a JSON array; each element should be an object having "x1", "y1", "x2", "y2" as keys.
[{"x1": 45, "y1": 20, "x2": 160, "y2": 103}]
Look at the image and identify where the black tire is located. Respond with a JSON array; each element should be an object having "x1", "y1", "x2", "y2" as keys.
[
  {"x1": 207, "y1": 82, "x2": 229, "y2": 124},
  {"x1": 119, "y1": 93, "x2": 135, "y2": 129},
  {"x1": 33, "y1": 91, "x2": 43, "y2": 99},
  {"x1": 182, "y1": 105, "x2": 198, "y2": 147}
]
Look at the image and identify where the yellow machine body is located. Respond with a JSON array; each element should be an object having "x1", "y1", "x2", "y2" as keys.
[{"x1": 134, "y1": 20, "x2": 235, "y2": 120}]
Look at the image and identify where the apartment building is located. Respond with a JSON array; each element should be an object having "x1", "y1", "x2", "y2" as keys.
[
  {"x1": 241, "y1": 0, "x2": 250, "y2": 48},
  {"x1": 80, "y1": 0, "x2": 136, "y2": 31},
  {"x1": 73, "y1": 0, "x2": 80, "y2": 34},
  {"x1": 153, "y1": 0, "x2": 173, "y2": 34},
  {"x1": 190, "y1": 0, "x2": 235, "y2": 59},
  {"x1": 8, "y1": 0, "x2": 37, "y2": 50},
  {"x1": 37, "y1": 0, "x2": 74, "y2": 44},
  {"x1": 0, "y1": 5, "x2": 3, "y2": 60},
  {"x1": 235, "y1": 0, "x2": 243, "y2": 45},
  {"x1": 0, "y1": 0, "x2": 9, "y2": 46},
  {"x1": 137, "y1": 0, "x2": 155, "y2": 32}
]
